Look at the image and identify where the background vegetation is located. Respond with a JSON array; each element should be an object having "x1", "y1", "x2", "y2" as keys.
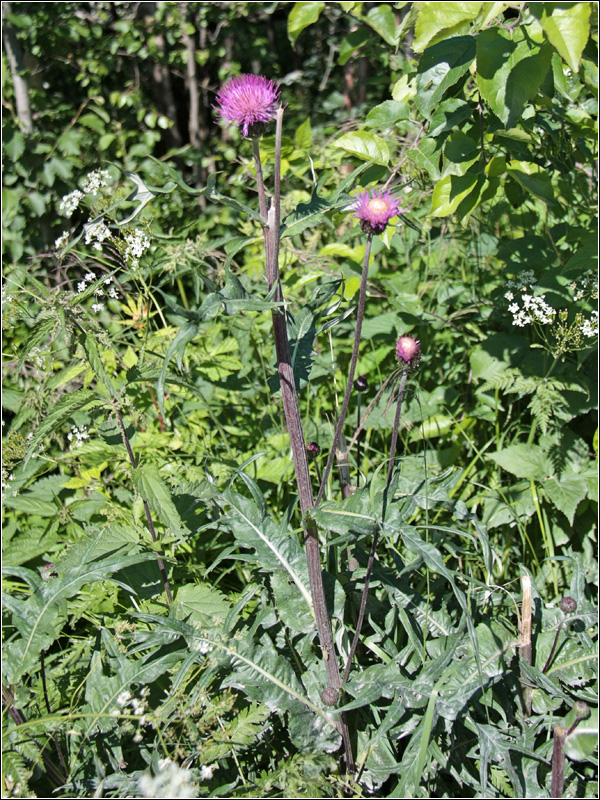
[{"x1": 2, "y1": 2, "x2": 598, "y2": 797}]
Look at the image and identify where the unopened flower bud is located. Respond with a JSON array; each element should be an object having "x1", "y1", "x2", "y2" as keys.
[
  {"x1": 573, "y1": 701, "x2": 590, "y2": 719},
  {"x1": 559, "y1": 596, "x2": 577, "y2": 614},
  {"x1": 395, "y1": 335, "x2": 420, "y2": 370},
  {"x1": 307, "y1": 442, "x2": 321, "y2": 458},
  {"x1": 320, "y1": 687, "x2": 339, "y2": 707},
  {"x1": 354, "y1": 375, "x2": 368, "y2": 392}
]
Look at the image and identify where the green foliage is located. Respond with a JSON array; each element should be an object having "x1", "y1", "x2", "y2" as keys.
[{"x1": 2, "y1": 1, "x2": 597, "y2": 798}]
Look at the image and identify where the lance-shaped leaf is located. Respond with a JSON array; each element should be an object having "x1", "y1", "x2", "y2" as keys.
[
  {"x1": 131, "y1": 463, "x2": 188, "y2": 541},
  {"x1": 2, "y1": 534, "x2": 152, "y2": 684},
  {"x1": 218, "y1": 490, "x2": 313, "y2": 615}
]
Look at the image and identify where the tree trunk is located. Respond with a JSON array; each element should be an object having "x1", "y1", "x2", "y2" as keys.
[{"x1": 2, "y1": 2, "x2": 33, "y2": 134}]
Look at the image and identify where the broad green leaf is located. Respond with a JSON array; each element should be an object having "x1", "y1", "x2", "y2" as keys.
[
  {"x1": 331, "y1": 131, "x2": 390, "y2": 165},
  {"x1": 541, "y1": 471, "x2": 589, "y2": 524},
  {"x1": 429, "y1": 98, "x2": 473, "y2": 137},
  {"x1": 131, "y1": 463, "x2": 188, "y2": 540},
  {"x1": 365, "y1": 100, "x2": 410, "y2": 129},
  {"x1": 407, "y1": 136, "x2": 442, "y2": 180},
  {"x1": 415, "y1": 36, "x2": 476, "y2": 118},
  {"x1": 287, "y1": 1, "x2": 325, "y2": 44},
  {"x1": 530, "y1": 1, "x2": 591, "y2": 72},
  {"x1": 564, "y1": 707, "x2": 599, "y2": 761},
  {"x1": 487, "y1": 444, "x2": 549, "y2": 480},
  {"x1": 507, "y1": 160, "x2": 556, "y2": 204},
  {"x1": 363, "y1": 4, "x2": 398, "y2": 47},
  {"x1": 430, "y1": 173, "x2": 478, "y2": 217},
  {"x1": 174, "y1": 583, "x2": 232, "y2": 628},
  {"x1": 476, "y1": 26, "x2": 553, "y2": 128},
  {"x1": 413, "y1": 1, "x2": 483, "y2": 53},
  {"x1": 294, "y1": 117, "x2": 313, "y2": 149}
]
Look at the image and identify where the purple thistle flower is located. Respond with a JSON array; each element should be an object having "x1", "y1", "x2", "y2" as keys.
[
  {"x1": 395, "y1": 335, "x2": 420, "y2": 370},
  {"x1": 352, "y1": 188, "x2": 406, "y2": 235},
  {"x1": 214, "y1": 74, "x2": 280, "y2": 138}
]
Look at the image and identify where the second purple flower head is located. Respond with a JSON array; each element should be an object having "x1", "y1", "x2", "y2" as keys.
[
  {"x1": 214, "y1": 74, "x2": 280, "y2": 138},
  {"x1": 352, "y1": 188, "x2": 405, "y2": 235}
]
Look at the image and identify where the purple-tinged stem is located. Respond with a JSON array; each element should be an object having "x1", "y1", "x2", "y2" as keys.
[
  {"x1": 342, "y1": 371, "x2": 408, "y2": 686},
  {"x1": 251, "y1": 111, "x2": 354, "y2": 773},
  {"x1": 316, "y1": 235, "x2": 374, "y2": 505}
]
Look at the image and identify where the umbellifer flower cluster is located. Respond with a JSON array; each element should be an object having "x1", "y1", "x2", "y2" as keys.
[{"x1": 214, "y1": 74, "x2": 280, "y2": 138}]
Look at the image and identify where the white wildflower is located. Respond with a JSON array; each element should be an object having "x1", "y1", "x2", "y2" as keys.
[
  {"x1": 580, "y1": 311, "x2": 598, "y2": 338},
  {"x1": 200, "y1": 765, "x2": 216, "y2": 781},
  {"x1": 91, "y1": 303, "x2": 104, "y2": 313},
  {"x1": 77, "y1": 281, "x2": 87, "y2": 293},
  {"x1": 55, "y1": 231, "x2": 70, "y2": 250},
  {"x1": 138, "y1": 762, "x2": 198, "y2": 799},
  {"x1": 124, "y1": 230, "x2": 151, "y2": 269},
  {"x1": 84, "y1": 272, "x2": 96, "y2": 282},
  {"x1": 59, "y1": 189, "x2": 83, "y2": 217},
  {"x1": 81, "y1": 169, "x2": 111, "y2": 195},
  {"x1": 116, "y1": 690, "x2": 132, "y2": 708},
  {"x1": 84, "y1": 218, "x2": 112, "y2": 252}
]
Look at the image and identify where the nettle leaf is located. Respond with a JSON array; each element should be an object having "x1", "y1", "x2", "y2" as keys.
[
  {"x1": 24, "y1": 389, "x2": 100, "y2": 466},
  {"x1": 131, "y1": 463, "x2": 188, "y2": 540},
  {"x1": 331, "y1": 131, "x2": 390, "y2": 165},
  {"x1": 174, "y1": 582, "x2": 232, "y2": 629},
  {"x1": 487, "y1": 444, "x2": 549, "y2": 480},
  {"x1": 530, "y1": 1, "x2": 591, "y2": 73},
  {"x1": 415, "y1": 36, "x2": 476, "y2": 119},
  {"x1": 476, "y1": 26, "x2": 553, "y2": 128},
  {"x1": 2, "y1": 535, "x2": 151, "y2": 684}
]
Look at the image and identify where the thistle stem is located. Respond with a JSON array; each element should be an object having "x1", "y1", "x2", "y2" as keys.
[
  {"x1": 343, "y1": 371, "x2": 408, "y2": 686},
  {"x1": 253, "y1": 110, "x2": 354, "y2": 773},
  {"x1": 316, "y1": 235, "x2": 373, "y2": 504}
]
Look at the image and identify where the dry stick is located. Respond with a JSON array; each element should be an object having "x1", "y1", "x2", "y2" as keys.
[
  {"x1": 115, "y1": 407, "x2": 173, "y2": 604},
  {"x1": 519, "y1": 574, "x2": 533, "y2": 717},
  {"x1": 343, "y1": 371, "x2": 408, "y2": 687},
  {"x1": 316, "y1": 235, "x2": 374, "y2": 505},
  {"x1": 254, "y1": 110, "x2": 354, "y2": 773}
]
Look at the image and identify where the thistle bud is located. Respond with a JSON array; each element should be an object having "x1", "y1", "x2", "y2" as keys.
[
  {"x1": 354, "y1": 374, "x2": 368, "y2": 392},
  {"x1": 307, "y1": 441, "x2": 321, "y2": 458},
  {"x1": 395, "y1": 335, "x2": 421, "y2": 371},
  {"x1": 559, "y1": 596, "x2": 577, "y2": 615},
  {"x1": 320, "y1": 687, "x2": 339, "y2": 707}
]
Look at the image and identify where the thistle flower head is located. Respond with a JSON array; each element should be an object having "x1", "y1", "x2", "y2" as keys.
[
  {"x1": 395, "y1": 335, "x2": 420, "y2": 371},
  {"x1": 352, "y1": 188, "x2": 405, "y2": 235},
  {"x1": 214, "y1": 74, "x2": 280, "y2": 138}
]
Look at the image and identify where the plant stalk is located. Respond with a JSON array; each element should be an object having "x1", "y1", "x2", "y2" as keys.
[
  {"x1": 343, "y1": 371, "x2": 408, "y2": 686},
  {"x1": 253, "y1": 111, "x2": 354, "y2": 772},
  {"x1": 115, "y1": 407, "x2": 173, "y2": 604},
  {"x1": 316, "y1": 235, "x2": 374, "y2": 504}
]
